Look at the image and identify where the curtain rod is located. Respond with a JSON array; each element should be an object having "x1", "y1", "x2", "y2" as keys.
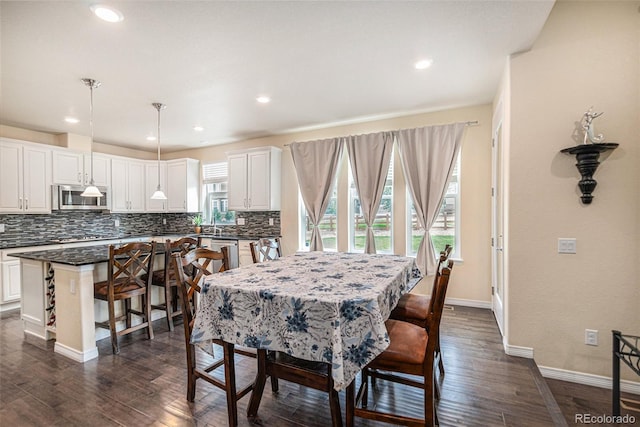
[{"x1": 284, "y1": 120, "x2": 479, "y2": 146}]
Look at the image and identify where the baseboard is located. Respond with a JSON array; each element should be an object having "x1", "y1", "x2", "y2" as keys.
[
  {"x1": 54, "y1": 341, "x2": 99, "y2": 363},
  {"x1": 0, "y1": 301, "x2": 20, "y2": 312},
  {"x1": 505, "y1": 342, "x2": 535, "y2": 359},
  {"x1": 539, "y1": 365, "x2": 640, "y2": 395},
  {"x1": 445, "y1": 297, "x2": 491, "y2": 309}
]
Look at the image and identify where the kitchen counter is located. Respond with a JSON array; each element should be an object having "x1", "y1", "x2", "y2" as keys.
[{"x1": 8, "y1": 243, "x2": 174, "y2": 266}]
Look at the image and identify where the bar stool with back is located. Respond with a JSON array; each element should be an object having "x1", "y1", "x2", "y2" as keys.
[{"x1": 93, "y1": 241, "x2": 157, "y2": 354}]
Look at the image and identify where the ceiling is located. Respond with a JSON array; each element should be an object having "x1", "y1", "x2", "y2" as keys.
[{"x1": 1, "y1": 1, "x2": 555, "y2": 153}]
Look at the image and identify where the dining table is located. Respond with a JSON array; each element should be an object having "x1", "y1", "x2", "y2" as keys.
[{"x1": 190, "y1": 250, "x2": 423, "y2": 394}]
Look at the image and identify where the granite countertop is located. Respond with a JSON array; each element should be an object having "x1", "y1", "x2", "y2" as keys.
[{"x1": 7, "y1": 243, "x2": 174, "y2": 266}]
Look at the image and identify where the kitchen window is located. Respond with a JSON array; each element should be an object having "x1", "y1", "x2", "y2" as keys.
[
  {"x1": 202, "y1": 162, "x2": 235, "y2": 225},
  {"x1": 406, "y1": 154, "x2": 460, "y2": 258},
  {"x1": 348, "y1": 152, "x2": 393, "y2": 254}
]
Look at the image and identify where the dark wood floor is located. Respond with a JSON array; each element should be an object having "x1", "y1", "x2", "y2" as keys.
[{"x1": 0, "y1": 305, "x2": 636, "y2": 426}]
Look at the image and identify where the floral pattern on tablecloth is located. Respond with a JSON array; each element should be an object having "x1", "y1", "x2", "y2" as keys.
[{"x1": 191, "y1": 251, "x2": 422, "y2": 391}]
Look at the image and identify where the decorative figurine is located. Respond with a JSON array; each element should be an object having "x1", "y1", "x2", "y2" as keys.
[{"x1": 581, "y1": 106, "x2": 605, "y2": 145}]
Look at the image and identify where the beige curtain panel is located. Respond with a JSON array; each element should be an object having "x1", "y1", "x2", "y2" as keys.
[
  {"x1": 346, "y1": 132, "x2": 394, "y2": 254},
  {"x1": 396, "y1": 123, "x2": 465, "y2": 275},
  {"x1": 290, "y1": 137, "x2": 344, "y2": 251}
]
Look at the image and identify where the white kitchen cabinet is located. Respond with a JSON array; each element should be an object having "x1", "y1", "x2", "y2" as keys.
[
  {"x1": 227, "y1": 147, "x2": 281, "y2": 211},
  {"x1": 0, "y1": 138, "x2": 51, "y2": 214},
  {"x1": 52, "y1": 150, "x2": 111, "y2": 187},
  {"x1": 111, "y1": 157, "x2": 145, "y2": 212},
  {"x1": 166, "y1": 158, "x2": 200, "y2": 212},
  {"x1": 145, "y1": 161, "x2": 168, "y2": 212}
]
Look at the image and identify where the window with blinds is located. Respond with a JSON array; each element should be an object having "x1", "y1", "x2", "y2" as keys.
[{"x1": 202, "y1": 162, "x2": 235, "y2": 225}]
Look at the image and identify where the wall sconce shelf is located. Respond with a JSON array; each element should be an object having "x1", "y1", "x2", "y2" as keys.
[{"x1": 561, "y1": 142, "x2": 618, "y2": 204}]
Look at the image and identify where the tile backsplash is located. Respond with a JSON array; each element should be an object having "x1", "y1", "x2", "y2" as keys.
[{"x1": 0, "y1": 211, "x2": 280, "y2": 249}]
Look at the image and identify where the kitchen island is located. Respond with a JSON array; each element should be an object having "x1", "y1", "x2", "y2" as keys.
[{"x1": 9, "y1": 238, "x2": 241, "y2": 363}]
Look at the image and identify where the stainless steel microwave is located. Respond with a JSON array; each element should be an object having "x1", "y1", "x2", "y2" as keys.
[{"x1": 52, "y1": 185, "x2": 110, "y2": 211}]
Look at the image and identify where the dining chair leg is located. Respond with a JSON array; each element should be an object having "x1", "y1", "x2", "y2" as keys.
[
  {"x1": 345, "y1": 381, "x2": 355, "y2": 427},
  {"x1": 145, "y1": 292, "x2": 154, "y2": 340},
  {"x1": 223, "y1": 341, "x2": 239, "y2": 427},
  {"x1": 108, "y1": 298, "x2": 118, "y2": 354},
  {"x1": 361, "y1": 368, "x2": 370, "y2": 408},
  {"x1": 328, "y1": 382, "x2": 343, "y2": 427},
  {"x1": 164, "y1": 284, "x2": 174, "y2": 331},
  {"x1": 247, "y1": 349, "x2": 268, "y2": 418}
]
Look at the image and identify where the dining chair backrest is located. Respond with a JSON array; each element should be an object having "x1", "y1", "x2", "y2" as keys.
[
  {"x1": 250, "y1": 237, "x2": 282, "y2": 263},
  {"x1": 108, "y1": 241, "x2": 156, "y2": 294},
  {"x1": 171, "y1": 246, "x2": 252, "y2": 427},
  {"x1": 425, "y1": 244, "x2": 453, "y2": 323}
]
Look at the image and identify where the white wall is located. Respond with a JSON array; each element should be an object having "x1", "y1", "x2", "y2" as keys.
[{"x1": 508, "y1": 0, "x2": 639, "y2": 382}]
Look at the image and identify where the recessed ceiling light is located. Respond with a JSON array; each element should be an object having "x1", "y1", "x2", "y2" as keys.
[
  {"x1": 256, "y1": 96, "x2": 271, "y2": 104},
  {"x1": 193, "y1": 126, "x2": 204, "y2": 132},
  {"x1": 90, "y1": 5, "x2": 124, "y2": 23},
  {"x1": 414, "y1": 59, "x2": 433, "y2": 70},
  {"x1": 65, "y1": 117, "x2": 79, "y2": 124},
  {"x1": 146, "y1": 136, "x2": 156, "y2": 142}
]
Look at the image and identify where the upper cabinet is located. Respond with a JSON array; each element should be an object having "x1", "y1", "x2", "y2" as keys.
[
  {"x1": 227, "y1": 147, "x2": 281, "y2": 211},
  {"x1": 166, "y1": 159, "x2": 199, "y2": 212},
  {"x1": 0, "y1": 138, "x2": 51, "y2": 214},
  {"x1": 111, "y1": 158, "x2": 146, "y2": 213},
  {"x1": 145, "y1": 161, "x2": 168, "y2": 212},
  {"x1": 52, "y1": 150, "x2": 110, "y2": 187}
]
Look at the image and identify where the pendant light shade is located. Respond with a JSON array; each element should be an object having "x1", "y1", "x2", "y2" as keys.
[
  {"x1": 80, "y1": 78, "x2": 104, "y2": 198},
  {"x1": 150, "y1": 102, "x2": 167, "y2": 200}
]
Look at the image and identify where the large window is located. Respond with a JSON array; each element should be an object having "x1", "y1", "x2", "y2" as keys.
[
  {"x1": 299, "y1": 184, "x2": 338, "y2": 251},
  {"x1": 202, "y1": 162, "x2": 235, "y2": 225},
  {"x1": 406, "y1": 154, "x2": 460, "y2": 258},
  {"x1": 348, "y1": 152, "x2": 393, "y2": 253}
]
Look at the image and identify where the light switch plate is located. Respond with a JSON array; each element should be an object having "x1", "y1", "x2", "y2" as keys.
[
  {"x1": 0, "y1": 224, "x2": 5, "y2": 233},
  {"x1": 558, "y1": 238, "x2": 576, "y2": 254},
  {"x1": 237, "y1": 218, "x2": 246, "y2": 225}
]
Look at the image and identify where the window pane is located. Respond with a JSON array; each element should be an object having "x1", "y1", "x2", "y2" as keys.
[
  {"x1": 407, "y1": 155, "x2": 459, "y2": 257},
  {"x1": 349, "y1": 152, "x2": 393, "y2": 253},
  {"x1": 299, "y1": 185, "x2": 337, "y2": 251},
  {"x1": 202, "y1": 162, "x2": 235, "y2": 225}
]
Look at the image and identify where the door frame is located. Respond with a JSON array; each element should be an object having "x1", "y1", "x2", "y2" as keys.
[{"x1": 491, "y1": 110, "x2": 506, "y2": 337}]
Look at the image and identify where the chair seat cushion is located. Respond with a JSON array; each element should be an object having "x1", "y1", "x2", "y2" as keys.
[
  {"x1": 390, "y1": 293, "x2": 429, "y2": 322},
  {"x1": 94, "y1": 278, "x2": 145, "y2": 297},
  {"x1": 368, "y1": 319, "x2": 428, "y2": 370}
]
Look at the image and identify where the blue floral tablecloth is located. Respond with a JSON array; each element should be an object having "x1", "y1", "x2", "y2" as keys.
[{"x1": 191, "y1": 251, "x2": 422, "y2": 391}]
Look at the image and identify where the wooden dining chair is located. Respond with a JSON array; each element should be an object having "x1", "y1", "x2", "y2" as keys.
[
  {"x1": 249, "y1": 237, "x2": 282, "y2": 263},
  {"x1": 248, "y1": 350, "x2": 344, "y2": 427},
  {"x1": 390, "y1": 244, "x2": 453, "y2": 376},
  {"x1": 172, "y1": 247, "x2": 250, "y2": 427},
  {"x1": 94, "y1": 241, "x2": 156, "y2": 354},
  {"x1": 148, "y1": 236, "x2": 201, "y2": 331},
  {"x1": 346, "y1": 262, "x2": 453, "y2": 427}
]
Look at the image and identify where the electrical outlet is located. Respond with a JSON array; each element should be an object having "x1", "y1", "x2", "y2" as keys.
[
  {"x1": 0, "y1": 224, "x2": 5, "y2": 233},
  {"x1": 237, "y1": 218, "x2": 246, "y2": 225},
  {"x1": 115, "y1": 219, "x2": 120, "y2": 227},
  {"x1": 269, "y1": 218, "x2": 274, "y2": 226},
  {"x1": 162, "y1": 218, "x2": 166, "y2": 225},
  {"x1": 558, "y1": 238, "x2": 576, "y2": 254},
  {"x1": 585, "y1": 329, "x2": 598, "y2": 346}
]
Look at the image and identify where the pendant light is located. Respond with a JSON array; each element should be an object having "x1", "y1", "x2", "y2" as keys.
[
  {"x1": 150, "y1": 102, "x2": 167, "y2": 200},
  {"x1": 80, "y1": 78, "x2": 104, "y2": 198}
]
